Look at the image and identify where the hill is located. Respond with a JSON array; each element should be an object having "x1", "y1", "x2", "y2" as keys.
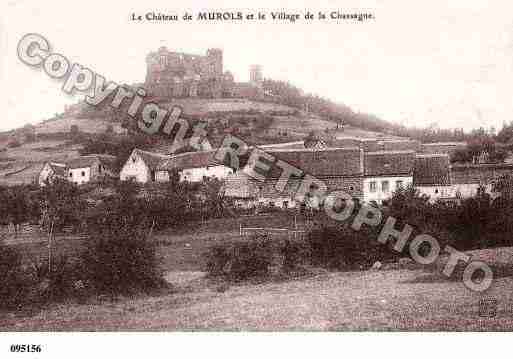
[{"x1": 0, "y1": 97, "x2": 403, "y2": 186}]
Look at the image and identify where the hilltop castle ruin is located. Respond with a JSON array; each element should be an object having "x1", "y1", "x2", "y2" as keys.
[{"x1": 145, "y1": 47, "x2": 264, "y2": 99}]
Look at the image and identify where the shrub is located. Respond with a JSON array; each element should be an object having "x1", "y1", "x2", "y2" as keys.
[
  {"x1": 281, "y1": 238, "x2": 309, "y2": 273},
  {"x1": 307, "y1": 225, "x2": 394, "y2": 270},
  {"x1": 30, "y1": 256, "x2": 87, "y2": 303},
  {"x1": 229, "y1": 237, "x2": 273, "y2": 280},
  {"x1": 205, "y1": 243, "x2": 232, "y2": 275},
  {"x1": 204, "y1": 235, "x2": 274, "y2": 280},
  {"x1": 0, "y1": 244, "x2": 32, "y2": 310},
  {"x1": 82, "y1": 226, "x2": 164, "y2": 296},
  {"x1": 0, "y1": 241, "x2": 90, "y2": 311},
  {"x1": 83, "y1": 192, "x2": 165, "y2": 296}
]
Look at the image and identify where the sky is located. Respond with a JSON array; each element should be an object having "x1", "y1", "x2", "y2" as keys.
[{"x1": 1, "y1": 0, "x2": 512, "y2": 132}]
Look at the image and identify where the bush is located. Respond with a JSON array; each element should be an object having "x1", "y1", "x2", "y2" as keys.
[
  {"x1": 0, "y1": 243, "x2": 85, "y2": 311},
  {"x1": 29, "y1": 256, "x2": 88, "y2": 303},
  {"x1": 0, "y1": 244, "x2": 32, "y2": 310},
  {"x1": 205, "y1": 243, "x2": 232, "y2": 276},
  {"x1": 281, "y1": 238, "x2": 309, "y2": 273},
  {"x1": 82, "y1": 226, "x2": 164, "y2": 296},
  {"x1": 204, "y1": 235, "x2": 274, "y2": 280},
  {"x1": 307, "y1": 225, "x2": 395, "y2": 270},
  {"x1": 83, "y1": 190, "x2": 165, "y2": 296}
]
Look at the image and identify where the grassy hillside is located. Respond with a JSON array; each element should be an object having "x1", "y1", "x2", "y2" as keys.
[
  {"x1": 0, "y1": 98, "x2": 403, "y2": 186},
  {"x1": 0, "y1": 140, "x2": 80, "y2": 185},
  {"x1": 160, "y1": 98, "x2": 298, "y2": 115},
  {"x1": 35, "y1": 117, "x2": 127, "y2": 135}
]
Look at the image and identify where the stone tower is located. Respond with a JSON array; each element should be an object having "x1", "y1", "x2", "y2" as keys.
[
  {"x1": 250, "y1": 64, "x2": 263, "y2": 84},
  {"x1": 206, "y1": 48, "x2": 223, "y2": 78}
]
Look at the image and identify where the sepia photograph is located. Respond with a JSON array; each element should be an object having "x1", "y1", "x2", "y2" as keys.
[{"x1": 1, "y1": 0, "x2": 513, "y2": 356}]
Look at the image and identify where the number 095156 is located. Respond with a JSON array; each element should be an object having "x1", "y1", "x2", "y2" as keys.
[{"x1": 10, "y1": 345, "x2": 42, "y2": 353}]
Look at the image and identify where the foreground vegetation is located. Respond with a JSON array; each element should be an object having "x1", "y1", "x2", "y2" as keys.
[
  {"x1": 2, "y1": 173, "x2": 513, "y2": 317},
  {"x1": 3, "y1": 245, "x2": 512, "y2": 330}
]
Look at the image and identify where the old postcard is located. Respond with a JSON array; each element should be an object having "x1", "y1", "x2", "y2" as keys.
[{"x1": 0, "y1": 0, "x2": 512, "y2": 357}]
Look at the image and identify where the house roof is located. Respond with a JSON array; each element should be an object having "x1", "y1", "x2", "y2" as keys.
[
  {"x1": 450, "y1": 163, "x2": 513, "y2": 184},
  {"x1": 364, "y1": 151, "x2": 415, "y2": 177},
  {"x1": 157, "y1": 150, "x2": 222, "y2": 171},
  {"x1": 380, "y1": 139, "x2": 421, "y2": 152},
  {"x1": 413, "y1": 154, "x2": 451, "y2": 186},
  {"x1": 259, "y1": 141, "x2": 305, "y2": 150},
  {"x1": 48, "y1": 162, "x2": 66, "y2": 177},
  {"x1": 422, "y1": 142, "x2": 467, "y2": 147},
  {"x1": 261, "y1": 147, "x2": 363, "y2": 178},
  {"x1": 133, "y1": 149, "x2": 172, "y2": 170},
  {"x1": 66, "y1": 154, "x2": 117, "y2": 170}
]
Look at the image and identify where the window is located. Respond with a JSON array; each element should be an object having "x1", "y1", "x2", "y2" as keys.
[
  {"x1": 98, "y1": 164, "x2": 102, "y2": 174},
  {"x1": 69, "y1": 173, "x2": 72, "y2": 177},
  {"x1": 382, "y1": 180, "x2": 389, "y2": 192},
  {"x1": 81, "y1": 171, "x2": 85, "y2": 177},
  {"x1": 283, "y1": 201, "x2": 289, "y2": 208},
  {"x1": 369, "y1": 181, "x2": 377, "y2": 193},
  {"x1": 435, "y1": 188, "x2": 439, "y2": 194},
  {"x1": 396, "y1": 180, "x2": 403, "y2": 188},
  {"x1": 132, "y1": 157, "x2": 136, "y2": 163}
]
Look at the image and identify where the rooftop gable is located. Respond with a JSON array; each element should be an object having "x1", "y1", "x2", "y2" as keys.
[
  {"x1": 413, "y1": 154, "x2": 451, "y2": 186},
  {"x1": 364, "y1": 151, "x2": 415, "y2": 177},
  {"x1": 66, "y1": 154, "x2": 117, "y2": 170}
]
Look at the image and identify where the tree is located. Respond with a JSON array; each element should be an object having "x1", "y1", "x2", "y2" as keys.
[
  {"x1": 82, "y1": 180, "x2": 164, "y2": 296},
  {"x1": 40, "y1": 179, "x2": 85, "y2": 232},
  {"x1": 0, "y1": 185, "x2": 32, "y2": 236},
  {"x1": 201, "y1": 177, "x2": 229, "y2": 219}
]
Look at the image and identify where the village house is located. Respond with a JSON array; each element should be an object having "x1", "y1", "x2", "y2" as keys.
[
  {"x1": 450, "y1": 163, "x2": 513, "y2": 199},
  {"x1": 362, "y1": 151, "x2": 415, "y2": 204},
  {"x1": 119, "y1": 149, "x2": 172, "y2": 183},
  {"x1": 38, "y1": 162, "x2": 67, "y2": 186},
  {"x1": 66, "y1": 154, "x2": 118, "y2": 185},
  {"x1": 120, "y1": 148, "x2": 234, "y2": 184},
  {"x1": 413, "y1": 154, "x2": 453, "y2": 201},
  {"x1": 156, "y1": 150, "x2": 234, "y2": 183},
  {"x1": 224, "y1": 147, "x2": 365, "y2": 208}
]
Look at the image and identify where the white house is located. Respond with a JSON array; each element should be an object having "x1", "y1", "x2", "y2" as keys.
[
  {"x1": 38, "y1": 162, "x2": 66, "y2": 186},
  {"x1": 66, "y1": 154, "x2": 117, "y2": 185},
  {"x1": 413, "y1": 154, "x2": 453, "y2": 201},
  {"x1": 119, "y1": 149, "x2": 172, "y2": 183},
  {"x1": 156, "y1": 150, "x2": 233, "y2": 183},
  {"x1": 362, "y1": 151, "x2": 415, "y2": 204}
]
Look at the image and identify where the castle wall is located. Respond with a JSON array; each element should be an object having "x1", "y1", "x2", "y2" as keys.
[{"x1": 145, "y1": 47, "x2": 262, "y2": 100}]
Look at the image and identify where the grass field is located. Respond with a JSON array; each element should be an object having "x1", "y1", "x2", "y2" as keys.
[
  {"x1": 0, "y1": 140, "x2": 80, "y2": 185},
  {"x1": 2, "y1": 214, "x2": 513, "y2": 331},
  {"x1": 3, "y1": 213, "x2": 307, "y2": 272},
  {"x1": 35, "y1": 118, "x2": 126, "y2": 135},
  {"x1": 2, "y1": 250, "x2": 513, "y2": 330}
]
